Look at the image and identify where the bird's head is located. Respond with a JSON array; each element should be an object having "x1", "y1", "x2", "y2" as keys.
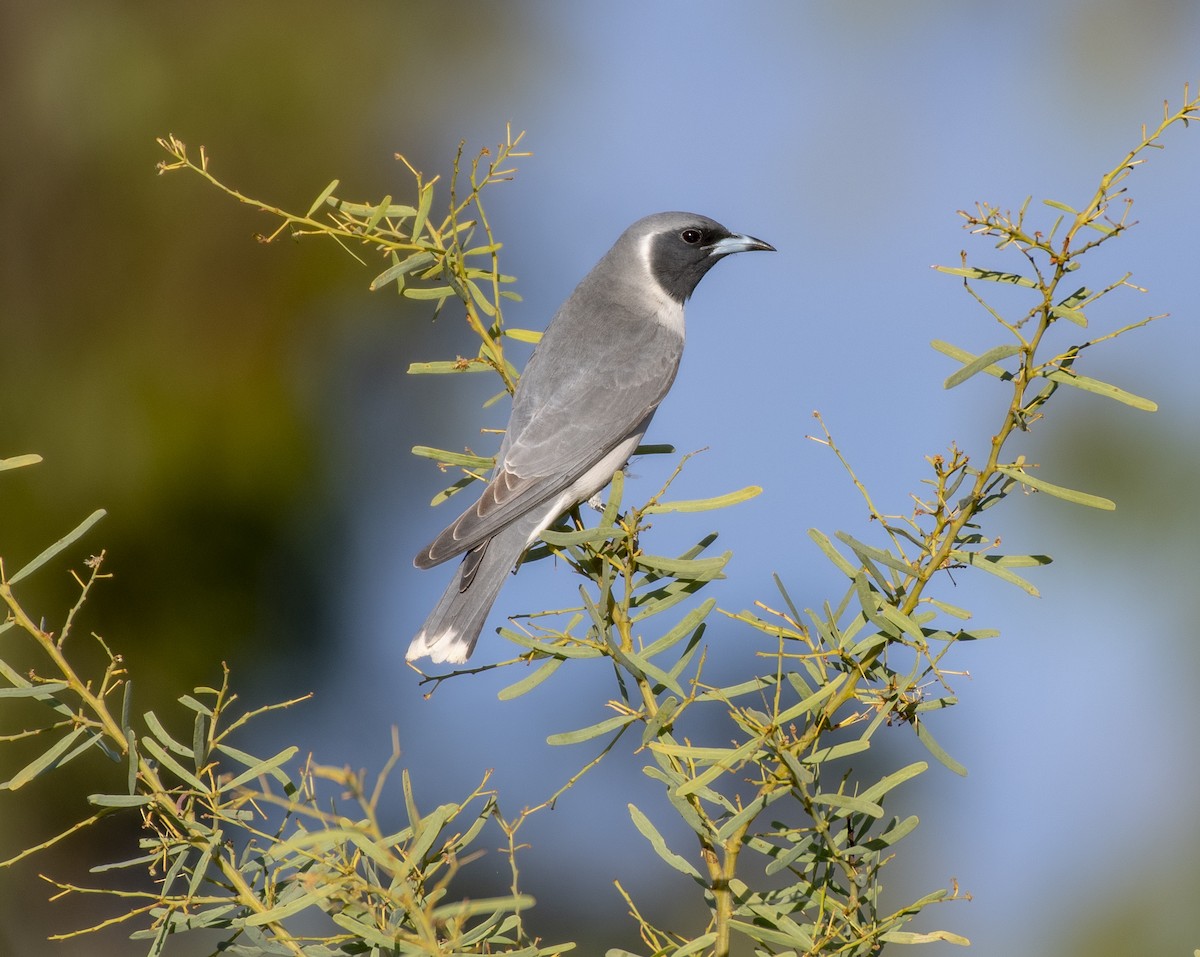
[{"x1": 629, "y1": 211, "x2": 775, "y2": 304}]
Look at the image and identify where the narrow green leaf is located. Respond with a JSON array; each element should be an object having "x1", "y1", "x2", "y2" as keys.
[
  {"x1": 601, "y1": 467, "x2": 624, "y2": 528},
  {"x1": 860, "y1": 813, "x2": 920, "y2": 850},
  {"x1": 430, "y1": 474, "x2": 479, "y2": 506},
  {"x1": 466, "y1": 277, "x2": 498, "y2": 317},
  {"x1": 143, "y1": 710, "x2": 192, "y2": 757},
  {"x1": 929, "y1": 340, "x2": 1012, "y2": 381},
  {"x1": 955, "y1": 627, "x2": 1001, "y2": 640},
  {"x1": 722, "y1": 608, "x2": 799, "y2": 641},
  {"x1": 803, "y1": 738, "x2": 871, "y2": 765},
  {"x1": 215, "y1": 743, "x2": 295, "y2": 788},
  {"x1": 882, "y1": 929, "x2": 970, "y2": 945},
  {"x1": 432, "y1": 896, "x2": 535, "y2": 923},
  {"x1": 639, "y1": 598, "x2": 715, "y2": 658},
  {"x1": 546, "y1": 713, "x2": 637, "y2": 746},
  {"x1": 505, "y1": 327, "x2": 542, "y2": 343},
  {"x1": 915, "y1": 721, "x2": 967, "y2": 776},
  {"x1": 695, "y1": 674, "x2": 778, "y2": 702},
  {"x1": 676, "y1": 739, "x2": 759, "y2": 796},
  {"x1": 410, "y1": 181, "x2": 435, "y2": 241},
  {"x1": 141, "y1": 737, "x2": 207, "y2": 790},
  {"x1": 1042, "y1": 368, "x2": 1158, "y2": 411},
  {"x1": 191, "y1": 712, "x2": 206, "y2": 765},
  {"x1": 634, "y1": 552, "x2": 728, "y2": 581},
  {"x1": 457, "y1": 910, "x2": 517, "y2": 948},
  {"x1": 613, "y1": 643, "x2": 685, "y2": 697},
  {"x1": 854, "y1": 572, "x2": 898, "y2": 640},
  {"x1": 9, "y1": 509, "x2": 106, "y2": 584},
  {"x1": 126, "y1": 728, "x2": 137, "y2": 794},
  {"x1": 987, "y1": 553, "x2": 1052, "y2": 568},
  {"x1": 333, "y1": 198, "x2": 417, "y2": 218},
  {"x1": 641, "y1": 696, "x2": 680, "y2": 747},
  {"x1": 370, "y1": 251, "x2": 436, "y2": 291},
  {"x1": 715, "y1": 788, "x2": 788, "y2": 842},
  {"x1": 462, "y1": 242, "x2": 503, "y2": 259},
  {"x1": 835, "y1": 532, "x2": 916, "y2": 577},
  {"x1": 88, "y1": 793, "x2": 153, "y2": 808},
  {"x1": 995, "y1": 465, "x2": 1115, "y2": 510},
  {"x1": 775, "y1": 674, "x2": 844, "y2": 725},
  {"x1": 577, "y1": 578, "x2": 610, "y2": 643},
  {"x1": 631, "y1": 575, "x2": 707, "y2": 622},
  {"x1": 915, "y1": 694, "x2": 959, "y2": 713},
  {"x1": 401, "y1": 767, "x2": 420, "y2": 833},
  {"x1": 944, "y1": 343, "x2": 1022, "y2": 389},
  {"x1": 177, "y1": 694, "x2": 211, "y2": 716},
  {"x1": 539, "y1": 525, "x2": 617, "y2": 547},
  {"x1": 410, "y1": 446, "x2": 493, "y2": 470},
  {"x1": 499, "y1": 627, "x2": 603, "y2": 659},
  {"x1": 1050, "y1": 305, "x2": 1088, "y2": 326},
  {"x1": 642, "y1": 766, "x2": 711, "y2": 835},
  {"x1": 406, "y1": 803, "x2": 456, "y2": 865},
  {"x1": 807, "y1": 528, "x2": 857, "y2": 577},
  {"x1": 497, "y1": 658, "x2": 564, "y2": 700},
  {"x1": 3, "y1": 728, "x2": 88, "y2": 789},
  {"x1": 877, "y1": 602, "x2": 926, "y2": 643},
  {"x1": 643, "y1": 485, "x2": 762, "y2": 514},
  {"x1": 0, "y1": 453, "x2": 42, "y2": 472},
  {"x1": 949, "y1": 550, "x2": 1042, "y2": 596},
  {"x1": 632, "y1": 443, "x2": 675, "y2": 456},
  {"x1": 932, "y1": 265, "x2": 1036, "y2": 287},
  {"x1": 859, "y1": 761, "x2": 927, "y2": 804},
  {"x1": 402, "y1": 285, "x2": 455, "y2": 301},
  {"x1": 650, "y1": 741, "x2": 752, "y2": 762},
  {"x1": 728, "y1": 919, "x2": 809, "y2": 949},
  {"x1": 673, "y1": 933, "x2": 718, "y2": 957},
  {"x1": 190, "y1": 725, "x2": 208, "y2": 772},
  {"x1": 805, "y1": 606, "x2": 842, "y2": 651},
  {"x1": 926, "y1": 597, "x2": 972, "y2": 620},
  {"x1": 1042, "y1": 198, "x2": 1078, "y2": 213},
  {"x1": 811, "y1": 791, "x2": 885, "y2": 818},
  {"x1": 1055, "y1": 285, "x2": 1091, "y2": 309},
  {"x1": 304, "y1": 179, "x2": 340, "y2": 218},
  {"x1": 364, "y1": 194, "x2": 392, "y2": 230},
  {"x1": 0, "y1": 682, "x2": 68, "y2": 699},
  {"x1": 242, "y1": 883, "x2": 336, "y2": 925},
  {"x1": 220, "y1": 746, "x2": 299, "y2": 792},
  {"x1": 90, "y1": 852, "x2": 158, "y2": 873},
  {"x1": 632, "y1": 532, "x2": 716, "y2": 589},
  {"x1": 161, "y1": 844, "x2": 193, "y2": 899},
  {"x1": 217, "y1": 924, "x2": 302, "y2": 954},
  {"x1": 627, "y1": 803, "x2": 702, "y2": 880},
  {"x1": 407, "y1": 358, "x2": 491, "y2": 375},
  {"x1": 763, "y1": 836, "x2": 818, "y2": 875}
]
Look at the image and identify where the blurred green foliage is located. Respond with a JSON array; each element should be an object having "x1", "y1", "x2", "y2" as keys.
[{"x1": 0, "y1": 6, "x2": 525, "y2": 953}]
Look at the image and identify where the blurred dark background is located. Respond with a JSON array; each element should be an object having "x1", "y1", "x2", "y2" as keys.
[{"x1": 1, "y1": 2, "x2": 1198, "y2": 955}]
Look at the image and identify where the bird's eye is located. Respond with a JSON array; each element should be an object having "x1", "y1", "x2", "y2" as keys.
[{"x1": 680, "y1": 228, "x2": 703, "y2": 245}]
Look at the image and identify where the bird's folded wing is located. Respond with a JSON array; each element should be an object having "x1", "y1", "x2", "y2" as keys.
[{"x1": 415, "y1": 310, "x2": 682, "y2": 568}]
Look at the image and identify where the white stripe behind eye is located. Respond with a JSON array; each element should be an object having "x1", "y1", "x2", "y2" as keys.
[{"x1": 638, "y1": 233, "x2": 686, "y2": 336}]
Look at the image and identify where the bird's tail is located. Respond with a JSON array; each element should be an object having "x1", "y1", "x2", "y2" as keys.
[{"x1": 406, "y1": 517, "x2": 536, "y2": 664}]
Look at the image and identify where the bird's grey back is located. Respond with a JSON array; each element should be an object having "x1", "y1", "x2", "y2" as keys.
[{"x1": 496, "y1": 223, "x2": 686, "y2": 475}]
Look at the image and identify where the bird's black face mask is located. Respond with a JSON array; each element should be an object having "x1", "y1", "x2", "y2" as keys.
[
  {"x1": 648, "y1": 225, "x2": 731, "y2": 303},
  {"x1": 649, "y1": 223, "x2": 774, "y2": 303}
]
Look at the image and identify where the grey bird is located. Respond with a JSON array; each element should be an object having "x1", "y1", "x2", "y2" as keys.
[{"x1": 407, "y1": 211, "x2": 774, "y2": 664}]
